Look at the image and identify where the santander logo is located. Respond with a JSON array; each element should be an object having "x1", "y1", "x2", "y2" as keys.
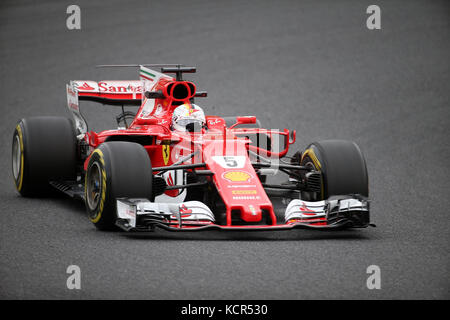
[
  {"x1": 78, "y1": 82, "x2": 95, "y2": 91},
  {"x1": 76, "y1": 81, "x2": 144, "y2": 94},
  {"x1": 98, "y1": 82, "x2": 142, "y2": 93}
]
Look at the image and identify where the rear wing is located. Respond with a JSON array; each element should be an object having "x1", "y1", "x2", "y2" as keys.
[
  {"x1": 68, "y1": 65, "x2": 174, "y2": 105},
  {"x1": 65, "y1": 65, "x2": 179, "y2": 137},
  {"x1": 66, "y1": 80, "x2": 145, "y2": 138},
  {"x1": 72, "y1": 80, "x2": 143, "y2": 105}
]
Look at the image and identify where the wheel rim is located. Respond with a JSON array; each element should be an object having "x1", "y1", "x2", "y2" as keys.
[
  {"x1": 304, "y1": 160, "x2": 315, "y2": 171},
  {"x1": 86, "y1": 162, "x2": 102, "y2": 211},
  {"x1": 12, "y1": 135, "x2": 21, "y2": 180},
  {"x1": 302, "y1": 159, "x2": 321, "y2": 201}
]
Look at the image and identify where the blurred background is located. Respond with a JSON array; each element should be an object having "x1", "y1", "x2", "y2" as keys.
[{"x1": 0, "y1": 0, "x2": 449, "y2": 299}]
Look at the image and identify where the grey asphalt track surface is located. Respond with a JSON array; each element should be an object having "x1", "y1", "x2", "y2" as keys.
[{"x1": 1, "y1": 0, "x2": 449, "y2": 299}]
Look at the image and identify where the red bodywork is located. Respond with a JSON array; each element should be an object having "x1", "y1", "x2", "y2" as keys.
[{"x1": 75, "y1": 74, "x2": 296, "y2": 228}]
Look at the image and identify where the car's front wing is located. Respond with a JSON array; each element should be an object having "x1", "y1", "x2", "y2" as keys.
[{"x1": 115, "y1": 195, "x2": 370, "y2": 232}]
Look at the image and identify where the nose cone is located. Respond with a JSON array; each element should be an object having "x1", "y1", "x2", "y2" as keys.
[
  {"x1": 239, "y1": 204, "x2": 262, "y2": 222},
  {"x1": 203, "y1": 139, "x2": 276, "y2": 226}
]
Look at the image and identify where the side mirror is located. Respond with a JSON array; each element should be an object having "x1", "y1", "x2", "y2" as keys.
[
  {"x1": 236, "y1": 116, "x2": 256, "y2": 125},
  {"x1": 229, "y1": 116, "x2": 257, "y2": 129},
  {"x1": 289, "y1": 130, "x2": 296, "y2": 144}
]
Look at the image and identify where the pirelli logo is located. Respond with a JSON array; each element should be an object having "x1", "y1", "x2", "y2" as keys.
[{"x1": 231, "y1": 190, "x2": 257, "y2": 195}]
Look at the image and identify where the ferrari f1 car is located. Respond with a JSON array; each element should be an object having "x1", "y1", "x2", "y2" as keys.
[{"x1": 11, "y1": 65, "x2": 370, "y2": 232}]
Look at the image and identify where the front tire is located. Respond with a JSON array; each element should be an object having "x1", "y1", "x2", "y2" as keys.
[
  {"x1": 297, "y1": 140, "x2": 368, "y2": 200},
  {"x1": 85, "y1": 142, "x2": 153, "y2": 230}
]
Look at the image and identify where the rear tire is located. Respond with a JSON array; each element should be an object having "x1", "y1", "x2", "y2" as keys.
[
  {"x1": 85, "y1": 142, "x2": 153, "y2": 231},
  {"x1": 298, "y1": 140, "x2": 368, "y2": 200},
  {"x1": 12, "y1": 117, "x2": 77, "y2": 196}
]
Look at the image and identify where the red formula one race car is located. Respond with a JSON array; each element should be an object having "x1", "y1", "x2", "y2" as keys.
[{"x1": 12, "y1": 65, "x2": 370, "y2": 232}]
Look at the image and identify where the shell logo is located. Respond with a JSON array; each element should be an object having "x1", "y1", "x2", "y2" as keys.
[{"x1": 223, "y1": 171, "x2": 252, "y2": 182}]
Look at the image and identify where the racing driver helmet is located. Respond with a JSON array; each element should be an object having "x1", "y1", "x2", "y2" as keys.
[{"x1": 171, "y1": 103, "x2": 206, "y2": 132}]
